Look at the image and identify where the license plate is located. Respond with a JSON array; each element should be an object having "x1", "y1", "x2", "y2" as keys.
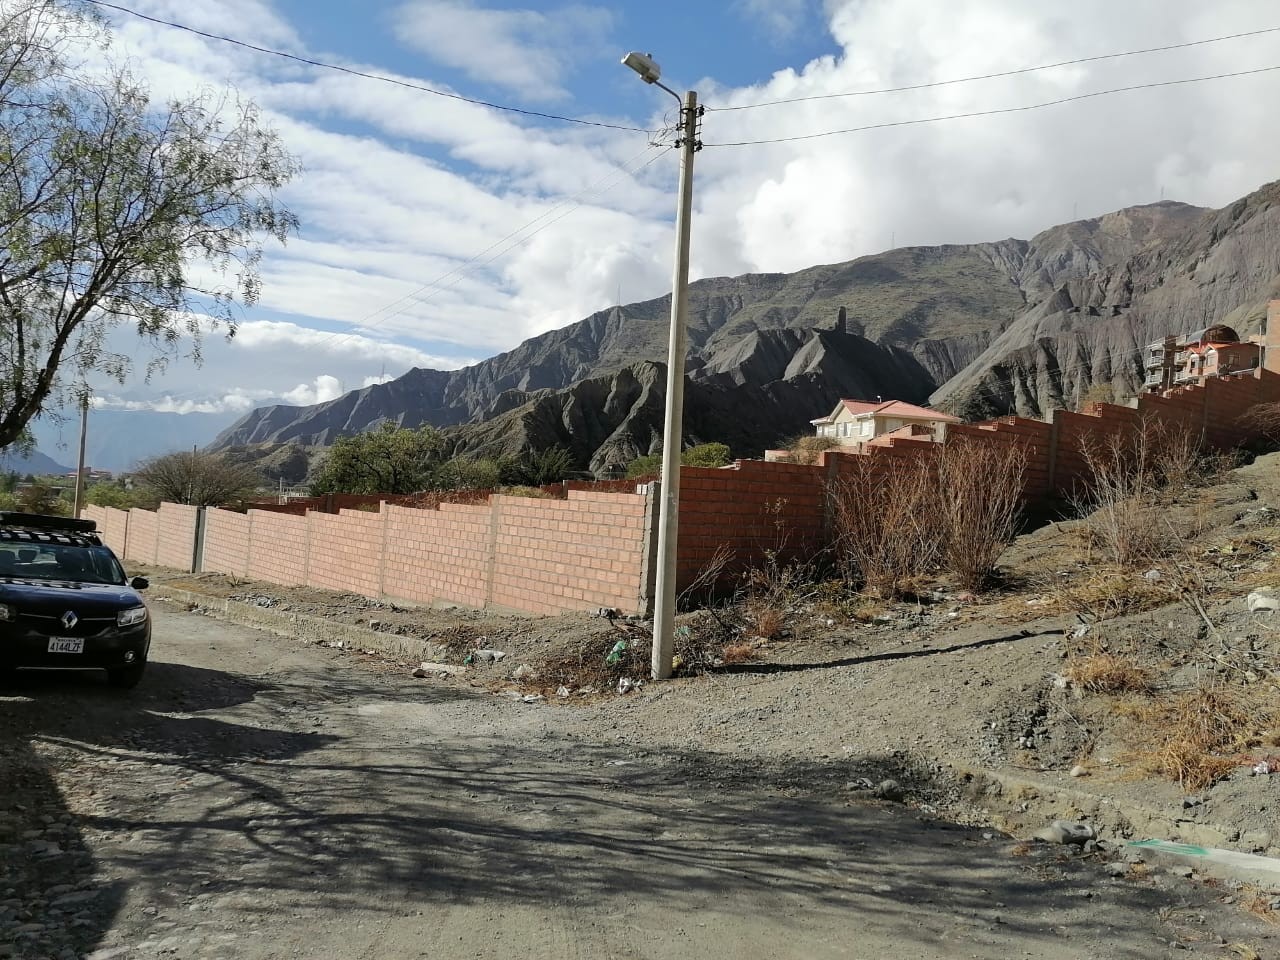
[{"x1": 47, "y1": 637, "x2": 84, "y2": 654}]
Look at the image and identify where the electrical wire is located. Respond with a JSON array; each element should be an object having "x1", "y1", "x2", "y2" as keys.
[
  {"x1": 328, "y1": 143, "x2": 671, "y2": 342},
  {"x1": 705, "y1": 64, "x2": 1280, "y2": 146},
  {"x1": 711, "y1": 25, "x2": 1280, "y2": 111},
  {"x1": 81, "y1": 0, "x2": 651, "y2": 134}
]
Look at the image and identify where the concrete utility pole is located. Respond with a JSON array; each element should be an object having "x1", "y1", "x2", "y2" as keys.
[
  {"x1": 621, "y1": 51, "x2": 703, "y2": 680},
  {"x1": 72, "y1": 396, "x2": 88, "y2": 518}
]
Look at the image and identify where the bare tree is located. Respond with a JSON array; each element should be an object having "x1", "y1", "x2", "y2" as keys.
[
  {"x1": 0, "y1": 1, "x2": 297, "y2": 447},
  {"x1": 134, "y1": 450, "x2": 261, "y2": 506}
]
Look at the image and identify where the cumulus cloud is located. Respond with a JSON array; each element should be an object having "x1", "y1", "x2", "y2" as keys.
[
  {"x1": 91, "y1": 390, "x2": 271, "y2": 415},
  {"x1": 282, "y1": 375, "x2": 345, "y2": 406},
  {"x1": 393, "y1": 0, "x2": 614, "y2": 100},
  {"x1": 86, "y1": 0, "x2": 1280, "y2": 419},
  {"x1": 736, "y1": 0, "x2": 813, "y2": 40}
]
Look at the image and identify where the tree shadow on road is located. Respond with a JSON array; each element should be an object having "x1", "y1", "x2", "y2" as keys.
[{"x1": 1, "y1": 659, "x2": 1272, "y2": 959}]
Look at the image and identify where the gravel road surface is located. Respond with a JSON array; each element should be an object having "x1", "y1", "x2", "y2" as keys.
[{"x1": 2, "y1": 605, "x2": 1273, "y2": 960}]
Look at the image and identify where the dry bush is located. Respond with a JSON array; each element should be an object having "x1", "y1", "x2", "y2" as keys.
[
  {"x1": 1241, "y1": 887, "x2": 1280, "y2": 926},
  {"x1": 1043, "y1": 569, "x2": 1171, "y2": 621},
  {"x1": 721, "y1": 642, "x2": 759, "y2": 664},
  {"x1": 746, "y1": 601, "x2": 785, "y2": 640},
  {"x1": 829, "y1": 454, "x2": 939, "y2": 597},
  {"x1": 1074, "y1": 429, "x2": 1174, "y2": 566},
  {"x1": 934, "y1": 439, "x2": 1025, "y2": 590},
  {"x1": 1239, "y1": 401, "x2": 1280, "y2": 448},
  {"x1": 788, "y1": 435, "x2": 840, "y2": 465},
  {"x1": 1121, "y1": 685, "x2": 1276, "y2": 790},
  {"x1": 1063, "y1": 651, "x2": 1154, "y2": 694}
]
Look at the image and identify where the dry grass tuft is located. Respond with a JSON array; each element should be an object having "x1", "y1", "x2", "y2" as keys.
[
  {"x1": 1063, "y1": 652, "x2": 1155, "y2": 694},
  {"x1": 1044, "y1": 570, "x2": 1171, "y2": 621},
  {"x1": 1010, "y1": 841, "x2": 1033, "y2": 857},
  {"x1": 745, "y1": 602, "x2": 785, "y2": 640},
  {"x1": 721, "y1": 643, "x2": 759, "y2": 664},
  {"x1": 1121, "y1": 685, "x2": 1276, "y2": 791},
  {"x1": 1241, "y1": 887, "x2": 1280, "y2": 926}
]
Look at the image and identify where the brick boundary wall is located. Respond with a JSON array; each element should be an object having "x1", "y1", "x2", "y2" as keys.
[{"x1": 87, "y1": 368, "x2": 1280, "y2": 614}]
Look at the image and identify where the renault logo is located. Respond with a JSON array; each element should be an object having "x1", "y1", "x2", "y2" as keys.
[{"x1": 60, "y1": 610, "x2": 78, "y2": 630}]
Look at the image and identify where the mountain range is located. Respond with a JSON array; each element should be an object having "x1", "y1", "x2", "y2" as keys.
[{"x1": 209, "y1": 180, "x2": 1280, "y2": 477}]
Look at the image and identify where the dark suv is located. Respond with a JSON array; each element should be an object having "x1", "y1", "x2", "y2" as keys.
[{"x1": 0, "y1": 512, "x2": 151, "y2": 688}]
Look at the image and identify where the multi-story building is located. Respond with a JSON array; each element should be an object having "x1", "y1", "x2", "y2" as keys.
[{"x1": 1142, "y1": 324, "x2": 1261, "y2": 392}]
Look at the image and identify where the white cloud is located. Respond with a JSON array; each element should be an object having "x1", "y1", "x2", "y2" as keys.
[
  {"x1": 392, "y1": 0, "x2": 614, "y2": 100},
  {"x1": 74, "y1": 0, "x2": 1280, "y2": 424},
  {"x1": 736, "y1": 0, "x2": 812, "y2": 39},
  {"x1": 91, "y1": 390, "x2": 270, "y2": 415},
  {"x1": 282, "y1": 375, "x2": 344, "y2": 406}
]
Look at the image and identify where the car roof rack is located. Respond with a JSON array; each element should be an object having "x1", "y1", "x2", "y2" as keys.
[{"x1": 0, "y1": 512, "x2": 98, "y2": 534}]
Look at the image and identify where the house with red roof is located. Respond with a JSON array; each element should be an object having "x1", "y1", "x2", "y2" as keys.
[
  {"x1": 1143, "y1": 324, "x2": 1261, "y2": 392},
  {"x1": 809, "y1": 398, "x2": 960, "y2": 446}
]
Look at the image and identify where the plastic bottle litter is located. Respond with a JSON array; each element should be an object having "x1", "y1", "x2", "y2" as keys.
[{"x1": 605, "y1": 640, "x2": 628, "y2": 665}]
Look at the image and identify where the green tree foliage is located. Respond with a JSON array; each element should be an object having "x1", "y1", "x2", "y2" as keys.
[
  {"x1": 501, "y1": 446, "x2": 576, "y2": 486},
  {"x1": 13, "y1": 480, "x2": 67, "y2": 515},
  {"x1": 625, "y1": 442, "x2": 732, "y2": 478},
  {"x1": 85, "y1": 481, "x2": 153, "y2": 510},
  {"x1": 133, "y1": 450, "x2": 261, "y2": 506},
  {"x1": 310, "y1": 423, "x2": 448, "y2": 495},
  {"x1": 0, "y1": 2, "x2": 298, "y2": 448}
]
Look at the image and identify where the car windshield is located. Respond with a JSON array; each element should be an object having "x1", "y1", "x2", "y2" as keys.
[{"x1": 0, "y1": 543, "x2": 127, "y2": 585}]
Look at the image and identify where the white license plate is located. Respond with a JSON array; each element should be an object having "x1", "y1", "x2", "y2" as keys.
[{"x1": 47, "y1": 637, "x2": 84, "y2": 654}]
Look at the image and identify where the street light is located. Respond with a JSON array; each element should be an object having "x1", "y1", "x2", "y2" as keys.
[{"x1": 621, "y1": 51, "x2": 702, "y2": 680}]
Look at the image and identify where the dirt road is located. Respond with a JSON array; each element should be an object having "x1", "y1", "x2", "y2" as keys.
[{"x1": 1, "y1": 605, "x2": 1273, "y2": 960}]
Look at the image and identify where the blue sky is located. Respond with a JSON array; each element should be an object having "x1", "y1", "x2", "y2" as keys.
[{"x1": 53, "y1": 0, "x2": 1280, "y2": 424}]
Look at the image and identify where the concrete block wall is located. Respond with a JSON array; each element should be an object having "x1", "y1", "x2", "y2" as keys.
[
  {"x1": 155, "y1": 503, "x2": 199, "y2": 570},
  {"x1": 381, "y1": 502, "x2": 492, "y2": 609},
  {"x1": 203, "y1": 509, "x2": 250, "y2": 578},
  {"x1": 245, "y1": 510, "x2": 309, "y2": 587},
  {"x1": 124, "y1": 509, "x2": 159, "y2": 565},
  {"x1": 305, "y1": 509, "x2": 385, "y2": 597},
  {"x1": 490, "y1": 490, "x2": 649, "y2": 615}
]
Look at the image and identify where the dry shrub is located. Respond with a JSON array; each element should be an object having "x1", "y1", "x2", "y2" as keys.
[
  {"x1": 721, "y1": 642, "x2": 759, "y2": 664},
  {"x1": 1075, "y1": 428, "x2": 1174, "y2": 566},
  {"x1": 1043, "y1": 569, "x2": 1170, "y2": 620},
  {"x1": 1239, "y1": 401, "x2": 1280, "y2": 448},
  {"x1": 1241, "y1": 887, "x2": 1280, "y2": 926},
  {"x1": 1063, "y1": 651, "x2": 1154, "y2": 694},
  {"x1": 746, "y1": 601, "x2": 785, "y2": 640},
  {"x1": 934, "y1": 439, "x2": 1025, "y2": 590},
  {"x1": 830, "y1": 454, "x2": 939, "y2": 598},
  {"x1": 789, "y1": 435, "x2": 840, "y2": 465},
  {"x1": 1122, "y1": 685, "x2": 1275, "y2": 790}
]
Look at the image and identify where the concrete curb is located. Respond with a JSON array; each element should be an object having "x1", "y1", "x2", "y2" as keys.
[
  {"x1": 951, "y1": 764, "x2": 1280, "y2": 888},
  {"x1": 151, "y1": 585, "x2": 448, "y2": 663},
  {"x1": 1127, "y1": 839, "x2": 1280, "y2": 890}
]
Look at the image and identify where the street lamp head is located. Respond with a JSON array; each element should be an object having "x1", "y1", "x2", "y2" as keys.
[{"x1": 621, "y1": 51, "x2": 661, "y2": 84}]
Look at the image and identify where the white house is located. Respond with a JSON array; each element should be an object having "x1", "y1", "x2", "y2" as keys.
[{"x1": 810, "y1": 398, "x2": 960, "y2": 445}]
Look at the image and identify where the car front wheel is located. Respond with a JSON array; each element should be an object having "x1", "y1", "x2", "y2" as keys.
[{"x1": 106, "y1": 661, "x2": 146, "y2": 689}]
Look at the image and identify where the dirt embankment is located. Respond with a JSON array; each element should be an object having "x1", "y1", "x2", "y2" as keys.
[{"x1": 137, "y1": 452, "x2": 1280, "y2": 861}]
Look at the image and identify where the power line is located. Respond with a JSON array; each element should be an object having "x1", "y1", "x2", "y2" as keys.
[
  {"x1": 331, "y1": 143, "x2": 671, "y2": 342},
  {"x1": 81, "y1": 0, "x2": 651, "y2": 134},
  {"x1": 705, "y1": 64, "x2": 1280, "y2": 146},
  {"x1": 711, "y1": 25, "x2": 1280, "y2": 112}
]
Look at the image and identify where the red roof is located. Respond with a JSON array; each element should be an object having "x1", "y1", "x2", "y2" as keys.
[{"x1": 812, "y1": 398, "x2": 960, "y2": 424}]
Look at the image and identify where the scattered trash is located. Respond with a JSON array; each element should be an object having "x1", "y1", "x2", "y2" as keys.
[
  {"x1": 1247, "y1": 590, "x2": 1279, "y2": 614},
  {"x1": 512, "y1": 663, "x2": 535, "y2": 680},
  {"x1": 605, "y1": 640, "x2": 628, "y2": 665},
  {"x1": 471, "y1": 649, "x2": 507, "y2": 663},
  {"x1": 411, "y1": 662, "x2": 466, "y2": 678},
  {"x1": 520, "y1": 693, "x2": 544, "y2": 703},
  {"x1": 368, "y1": 619, "x2": 380, "y2": 630},
  {"x1": 556, "y1": 685, "x2": 572, "y2": 698},
  {"x1": 1069, "y1": 765, "x2": 1089, "y2": 778},
  {"x1": 1142, "y1": 569, "x2": 1163, "y2": 582},
  {"x1": 845, "y1": 777, "x2": 874, "y2": 791},
  {"x1": 1070, "y1": 624, "x2": 1090, "y2": 640},
  {"x1": 1252, "y1": 759, "x2": 1278, "y2": 776},
  {"x1": 873, "y1": 779, "x2": 905, "y2": 802},
  {"x1": 617, "y1": 677, "x2": 643, "y2": 695},
  {"x1": 1034, "y1": 819, "x2": 1096, "y2": 846}
]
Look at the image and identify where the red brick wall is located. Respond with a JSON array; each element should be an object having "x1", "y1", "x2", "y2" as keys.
[
  {"x1": 203, "y1": 509, "x2": 250, "y2": 578},
  {"x1": 155, "y1": 503, "x2": 199, "y2": 571},
  {"x1": 382, "y1": 502, "x2": 492, "y2": 609},
  {"x1": 124, "y1": 509, "x2": 158, "y2": 565},
  {"x1": 305, "y1": 509, "x2": 385, "y2": 596},
  {"x1": 677, "y1": 459, "x2": 827, "y2": 588},
  {"x1": 245, "y1": 510, "x2": 308, "y2": 587},
  {"x1": 490, "y1": 491, "x2": 649, "y2": 615}
]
